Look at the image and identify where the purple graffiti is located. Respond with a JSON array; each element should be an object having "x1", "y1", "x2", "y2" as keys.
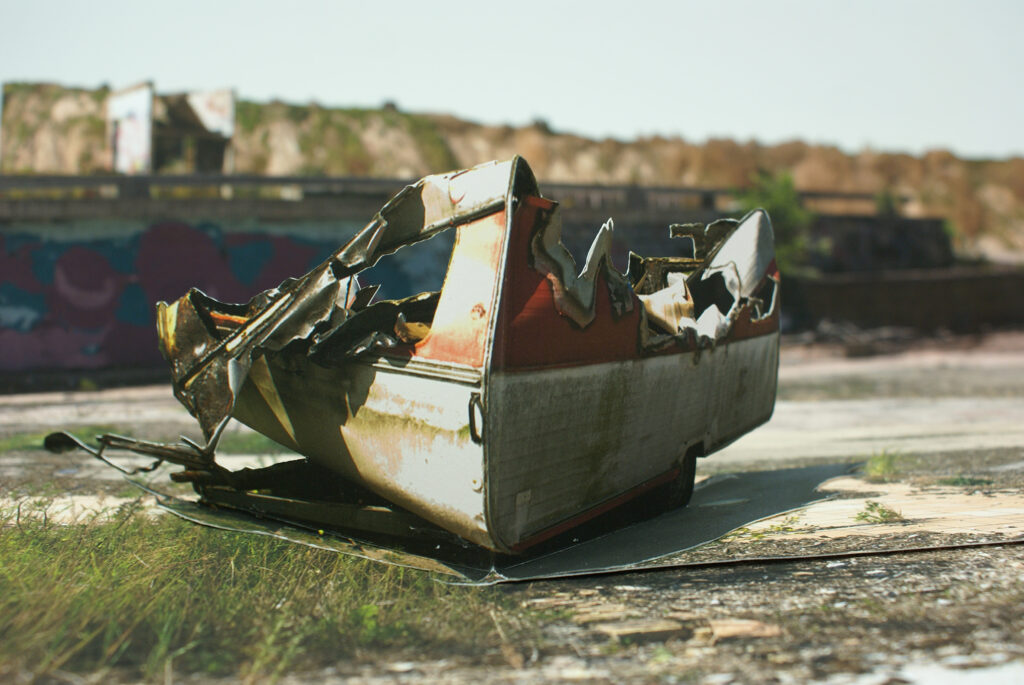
[{"x1": 1, "y1": 221, "x2": 336, "y2": 372}]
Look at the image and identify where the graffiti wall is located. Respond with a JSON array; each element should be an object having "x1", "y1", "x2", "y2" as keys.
[
  {"x1": 0, "y1": 216, "x2": 474, "y2": 374},
  {"x1": 0, "y1": 219, "x2": 363, "y2": 372}
]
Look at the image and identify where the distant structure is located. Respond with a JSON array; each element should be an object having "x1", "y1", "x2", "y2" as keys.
[
  {"x1": 0, "y1": 81, "x2": 235, "y2": 175},
  {"x1": 108, "y1": 82, "x2": 235, "y2": 174},
  {"x1": 107, "y1": 83, "x2": 154, "y2": 174}
]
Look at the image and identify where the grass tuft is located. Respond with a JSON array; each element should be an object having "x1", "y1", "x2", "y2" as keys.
[
  {"x1": 854, "y1": 500, "x2": 904, "y2": 524},
  {"x1": 0, "y1": 425, "x2": 121, "y2": 453},
  {"x1": 0, "y1": 505, "x2": 502, "y2": 680},
  {"x1": 863, "y1": 450, "x2": 901, "y2": 482},
  {"x1": 936, "y1": 476, "x2": 993, "y2": 487}
]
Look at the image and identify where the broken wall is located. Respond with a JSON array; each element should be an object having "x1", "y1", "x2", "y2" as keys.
[
  {"x1": 783, "y1": 267, "x2": 1024, "y2": 332},
  {"x1": 810, "y1": 214, "x2": 954, "y2": 272}
]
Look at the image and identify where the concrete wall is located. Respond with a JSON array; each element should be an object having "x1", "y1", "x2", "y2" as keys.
[
  {"x1": 784, "y1": 267, "x2": 1024, "y2": 332},
  {"x1": 811, "y1": 214, "x2": 953, "y2": 272}
]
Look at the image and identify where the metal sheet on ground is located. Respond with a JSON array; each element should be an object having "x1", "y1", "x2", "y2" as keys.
[
  {"x1": 147, "y1": 462, "x2": 855, "y2": 583},
  {"x1": 491, "y1": 463, "x2": 854, "y2": 581},
  {"x1": 148, "y1": 452, "x2": 1024, "y2": 584}
]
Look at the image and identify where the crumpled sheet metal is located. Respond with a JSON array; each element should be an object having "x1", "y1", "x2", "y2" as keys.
[
  {"x1": 154, "y1": 160, "x2": 515, "y2": 450},
  {"x1": 156, "y1": 267, "x2": 347, "y2": 445},
  {"x1": 637, "y1": 210, "x2": 778, "y2": 347},
  {"x1": 529, "y1": 211, "x2": 634, "y2": 327}
]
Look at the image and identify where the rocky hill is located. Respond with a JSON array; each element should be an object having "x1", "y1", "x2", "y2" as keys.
[{"x1": 3, "y1": 82, "x2": 1023, "y2": 261}]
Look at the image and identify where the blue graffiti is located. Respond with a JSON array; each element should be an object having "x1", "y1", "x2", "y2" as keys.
[
  {"x1": 228, "y1": 241, "x2": 275, "y2": 286},
  {"x1": 0, "y1": 282, "x2": 45, "y2": 332},
  {"x1": 115, "y1": 282, "x2": 152, "y2": 325}
]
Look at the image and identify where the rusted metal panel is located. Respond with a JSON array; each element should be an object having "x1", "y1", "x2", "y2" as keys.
[{"x1": 412, "y1": 212, "x2": 508, "y2": 367}]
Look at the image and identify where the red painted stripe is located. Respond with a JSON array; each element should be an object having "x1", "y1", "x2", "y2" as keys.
[
  {"x1": 492, "y1": 196, "x2": 781, "y2": 373},
  {"x1": 491, "y1": 199, "x2": 642, "y2": 370}
]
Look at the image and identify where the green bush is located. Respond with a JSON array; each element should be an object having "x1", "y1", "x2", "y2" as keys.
[{"x1": 736, "y1": 170, "x2": 815, "y2": 275}]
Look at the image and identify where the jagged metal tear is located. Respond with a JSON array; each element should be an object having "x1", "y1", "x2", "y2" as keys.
[
  {"x1": 637, "y1": 209, "x2": 777, "y2": 348},
  {"x1": 155, "y1": 160, "x2": 515, "y2": 451},
  {"x1": 529, "y1": 209, "x2": 635, "y2": 328}
]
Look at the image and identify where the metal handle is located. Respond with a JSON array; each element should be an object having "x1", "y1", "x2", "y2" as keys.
[{"x1": 468, "y1": 392, "x2": 485, "y2": 444}]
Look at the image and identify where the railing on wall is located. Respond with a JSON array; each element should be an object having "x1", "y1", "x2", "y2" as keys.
[{"x1": 0, "y1": 173, "x2": 904, "y2": 215}]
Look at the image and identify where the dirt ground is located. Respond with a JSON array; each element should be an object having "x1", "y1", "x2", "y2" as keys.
[
  {"x1": 311, "y1": 545, "x2": 1024, "y2": 684},
  {"x1": 3, "y1": 330, "x2": 1024, "y2": 683}
]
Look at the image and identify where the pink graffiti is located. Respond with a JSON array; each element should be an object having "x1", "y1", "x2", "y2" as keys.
[
  {"x1": 137, "y1": 222, "x2": 249, "y2": 304},
  {"x1": 47, "y1": 247, "x2": 126, "y2": 329},
  {"x1": 0, "y1": 235, "x2": 45, "y2": 294}
]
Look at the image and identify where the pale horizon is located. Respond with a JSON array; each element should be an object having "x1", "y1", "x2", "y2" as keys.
[{"x1": 2, "y1": 0, "x2": 1022, "y2": 160}]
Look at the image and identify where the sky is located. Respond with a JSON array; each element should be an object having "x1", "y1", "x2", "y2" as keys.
[{"x1": 1, "y1": 0, "x2": 1022, "y2": 159}]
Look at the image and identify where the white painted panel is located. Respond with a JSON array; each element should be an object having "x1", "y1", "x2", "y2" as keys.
[
  {"x1": 485, "y1": 334, "x2": 779, "y2": 548},
  {"x1": 238, "y1": 356, "x2": 491, "y2": 547},
  {"x1": 342, "y1": 370, "x2": 488, "y2": 541}
]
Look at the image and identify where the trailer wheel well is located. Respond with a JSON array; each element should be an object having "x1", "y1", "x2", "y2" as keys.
[{"x1": 669, "y1": 443, "x2": 703, "y2": 508}]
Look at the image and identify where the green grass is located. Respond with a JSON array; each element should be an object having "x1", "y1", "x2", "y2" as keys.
[
  {"x1": 854, "y1": 500, "x2": 904, "y2": 524},
  {"x1": 0, "y1": 425, "x2": 289, "y2": 457},
  {"x1": 0, "y1": 425, "x2": 121, "y2": 453},
  {"x1": 936, "y1": 476, "x2": 993, "y2": 487},
  {"x1": 722, "y1": 515, "x2": 804, "y2": 541},
  {"x1": 0, "y1": 506, "x2": 503, "y2": 680},
  {"x1": 863, "y1": 450, "x2": 901, "y2": 482},
  {"x1": 235, "y1": 100, "x2": 263, "y2": 134}
]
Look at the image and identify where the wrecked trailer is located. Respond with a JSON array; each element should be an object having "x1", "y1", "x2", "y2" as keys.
[{"x1": 48, "y1": 158, "x2": 780, "y2": 554}]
